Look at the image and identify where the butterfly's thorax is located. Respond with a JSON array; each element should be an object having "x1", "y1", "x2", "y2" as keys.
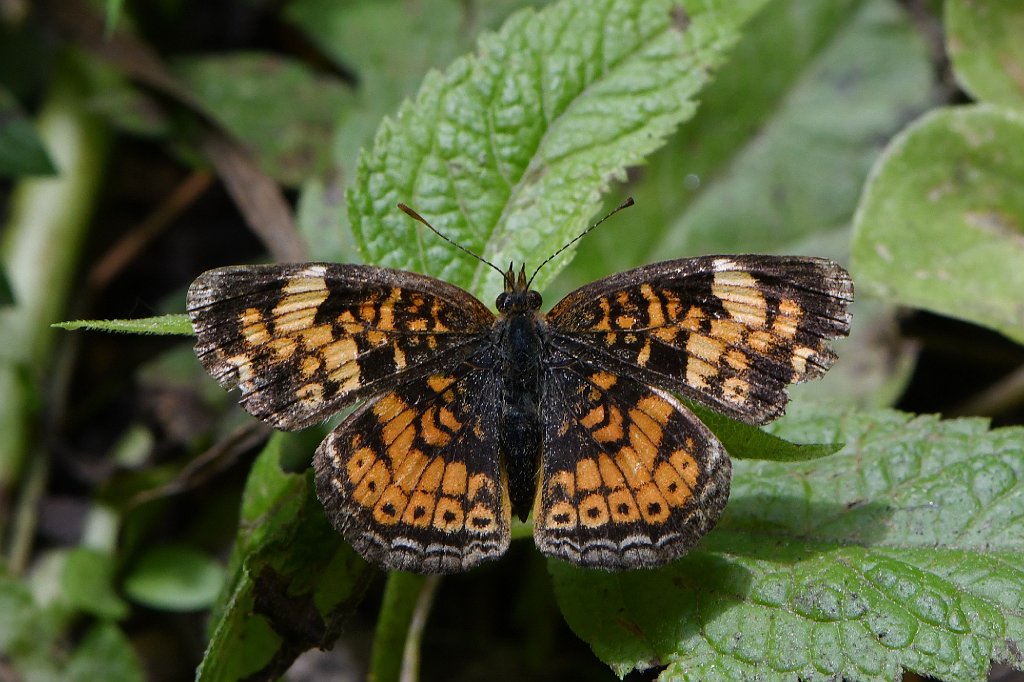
[{"x1": 493, "y1": 268, "x2": 546, "y2": 520}]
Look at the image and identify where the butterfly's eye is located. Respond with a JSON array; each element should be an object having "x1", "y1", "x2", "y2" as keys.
[
  {"x1": 527, "y1": 290, "x2": 542, "y2": 309},
  {"x1": 496, "y1": 292, "x2": 510, "y2": 312}
]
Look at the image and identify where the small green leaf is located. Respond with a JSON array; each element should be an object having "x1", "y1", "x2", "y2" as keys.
[
  {"x1": 350, "y1": 0, "x2": 770, "y2": 297},
  {"x1": 1, "y1": 571, "x2": 143, "y2": 681},
  {"x1": 0, "y1": 87, "x2": 57, "y2": 177},
  {"x1": 946, "y1": 0, "x2": 1024, "y2": 109},
  {"x1": 851, "y1": 105, "x2": 1024, "y2": 344},
  {"x1": 88, "y1": 86, "x2": 171, "y2": 138},
  {"x1": 685, "y1": 400, "x2": 841, "y2": 462},
  {"x1": 0, "y1": 265, "x2": 14, "y2": 305},
  {"x1": 61, "y1": 548, "x2": 129, "y2": 620},
  {"x1": 54, "y1": 314, "x2": 193, "y2": 335},
  {"x1": 64, "y1": 622, "x2": 145, "y2": 682},
  {"x1": 174, "y1": 53, "x2": 353, "y2": 187},
  {"x1": 552, "y1": 410, "x2": 1024, "y2": 681},
  {"x1": 0, "y1": 573, "x2": 49, "y2": 655},
  {"x1": 123, "y1": 545, "x2": 225, "y2": 611}
]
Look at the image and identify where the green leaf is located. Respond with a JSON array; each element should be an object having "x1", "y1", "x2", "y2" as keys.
[
  {"x1": 54, "y1": 314, "x2": 193, "y2": 335},
  {"x1": 851, "y1": 105, "x2": 1024, "y2": 344},
  {"x1": 286, "y1": 0, "x2": 544, "y2": 175},
  {"x1": 349, "y1": 0, "x2": 771, "y2": 298},
  {"x1": 198, "y1": 434, "x2": 374, "y2": 682},
  {"x1": 552, "y1": 410, "x2": 1024, "y2": 681},
  {"x1": 174, "y1": 53, "x2": 353, "y2": 187},
  {"x1": 289, "y1": 0, "x2": 543, "y2": 260},
  {"x1": 61, "y1": 548, "x2": 129, "y2": 620},
  {"x1": 287, "y1": 0, "x2": 545, "y2": 112},
  {"x1": 557, "y1": 0, "x2": 931, "y2": 283},
  {"x1": 0, "y1": 572, "x2": 53, "y2": 657},
  {"x1": 123, "y1": 545, "x2": 225, "y2": 611},
  {"x1": 946, "y1": 0, "x2": 1024, "y2": 109},
  {"x1": 64, "y1": 622, "x2": 145, "y2": 682},
  {"x1": 88, "y1": 85, "x2": 171, "y2": 138},
  {"x1": 0, "y1": 87, "x2": 57, "y2": 177},
  {"x1": 1, "y1": 572, "x2": 143, "y2": 680},
  {"x1": 684, "y1": 400, "x2": 841, "y2": 462},
  {"x1": 0, "y1": 264, "x2": 14, "y2": 305},
  {"x1": 551, "y1": 0, "x2": 933, "y2": 413},
  {"x1": 654, "y1": 0, "x2": 931, "y2": 257}
]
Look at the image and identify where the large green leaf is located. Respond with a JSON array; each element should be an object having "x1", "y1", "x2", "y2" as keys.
[
  {"x1": 561, "y1": 0, "x2": 930, "y2": 281},
  {"x1": 348, "y1": 0, "x2": 770, "y2": 299},
  {"x1": 946, "y1": 0, "x2": 1024, "y2": 110},
  {"x1": 288, "y1": 0, "x2": 544, "y2": 261},
  {"x1": 552, "y1": 410, "x2": 1024, "y2": 681},
  {"x1": 552, "y1": 0, "x2": 933, "y2": 411},
  {"x1": 851, "y1": 105, "x2": 1024, "y2": 344},
  {"x1": 174, "y1": 53, "x2": 352, "y2": 187}
]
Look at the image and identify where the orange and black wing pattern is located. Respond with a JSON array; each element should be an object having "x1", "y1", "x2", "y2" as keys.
[
  {"x1": 313, "y1": 351, "x2": 510, "y2": 573},
  {"x1": 546, "y1": 256, "x2": 853, "y2": 426},
  {"x1": 534, "y1": 356, "x2": 730, "y2": 569},
  {"x1": 187, "y1": 252, "x2": 852, "y2": 574},
  {"x1": 186, "y1": 263, "x2": 494, "y2": 430},
  {"x1": 533, "y1": 255, "x2": 851, "y2": 568}
]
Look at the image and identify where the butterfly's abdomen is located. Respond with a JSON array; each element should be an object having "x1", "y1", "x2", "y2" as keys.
[{"x1": 496, "y1": 313, "x2": 545, "y2": 520}]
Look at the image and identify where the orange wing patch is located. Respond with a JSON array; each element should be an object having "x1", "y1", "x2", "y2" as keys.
[
  {"x1": 541, "y1": 387, "x2": 695, "y2": 532},
  {"x1": 534, "y1": 363, "x2": 731, "y2": 570},
  {"x1": 313, "y1": 360, "x2": 511, "y2": 573}
]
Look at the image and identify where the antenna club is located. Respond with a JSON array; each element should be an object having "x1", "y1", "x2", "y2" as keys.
[{"x1": 397, "y1": 203, "x2": 425, "y2": 223}]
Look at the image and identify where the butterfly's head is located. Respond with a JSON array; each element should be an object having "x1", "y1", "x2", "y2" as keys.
[{"x1": 496, "y1": 263, "x2": 542, "y2": 314}]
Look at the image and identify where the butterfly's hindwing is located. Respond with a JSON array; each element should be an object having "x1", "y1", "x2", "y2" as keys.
[
  {"x1": 187, "y1": 263, "x2": 494, "y2": 430},
  {"x1": 313, "y1": 350, "x2": 511, "y2": 573},
  {"x1": 546, "y1": 256, "x2": 853, "y2": 425},
  {"x1": 533, "y1": 353, "x2": 731, "y2": 569}
]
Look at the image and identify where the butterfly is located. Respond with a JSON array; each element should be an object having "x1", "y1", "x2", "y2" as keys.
[{"x1": 186, "y1": 203, "x2": 853, "y2": 573}]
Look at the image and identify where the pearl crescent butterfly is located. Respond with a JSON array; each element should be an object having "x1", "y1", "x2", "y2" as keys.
[{"x1": 186, "y1": 206, "x2": 853, "y2": 573}]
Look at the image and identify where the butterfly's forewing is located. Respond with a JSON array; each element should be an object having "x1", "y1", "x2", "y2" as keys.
[
  {"x1": 546, "y1": 256, "x2": 853, "y2": 426},
  {"x1": 187, "y1": 263, "x2": 495, "y2": 430},
  {"x1": 313, "y1": 351, "x2": 511, "y2": 573},
  {"x1": 534, "y1": 356, "x2": 730, "y2": 569}
]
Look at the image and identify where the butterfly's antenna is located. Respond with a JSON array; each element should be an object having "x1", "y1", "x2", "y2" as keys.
[
  {"x1": 397, "y1": 204, "x2": 505, "y2": 279},
  {"x1": 527, "y1": 197, "x2": 635, "y2": 288}
]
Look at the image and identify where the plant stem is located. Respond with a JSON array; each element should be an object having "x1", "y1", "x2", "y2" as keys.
[
  {"x1": 369, "y1": 572, "x2": 441, "y2": 682},
  {"x1": 0, "y1": 51, "x2": 111, "y2": 567}
]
